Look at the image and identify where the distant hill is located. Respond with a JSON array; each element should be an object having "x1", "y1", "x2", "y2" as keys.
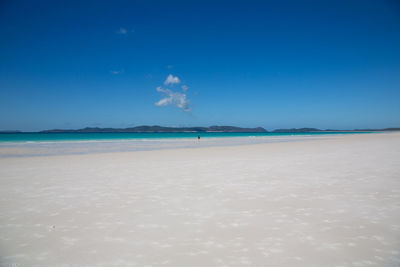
[
  {"x1": 353, "y1": 128, "x2": 400, "y2": 132},
  {"x1": 273, "y1": 128, "x2": 400, "y2": 133},
  {"x1": 3, "y1": 126, "x2": 399, "y2": 134},
  {"x1": 40, "y1": 126, "x2": 268, "y2": 133},
  {"x1": 0, "y1": 130, "x2": 21, "y2": 133},
  {"x1": 273, "y1": 128, "x2": 322, "y2": 133}
]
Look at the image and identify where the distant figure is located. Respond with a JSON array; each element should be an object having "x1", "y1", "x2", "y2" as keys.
[{"x1": 198, "y1": 135, "x2": 200, "y2": 141}]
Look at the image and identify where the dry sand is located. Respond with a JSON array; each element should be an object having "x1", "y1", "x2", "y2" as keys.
[{"x1": 0, "y1": 133, "x2": 399, "y2": 266}]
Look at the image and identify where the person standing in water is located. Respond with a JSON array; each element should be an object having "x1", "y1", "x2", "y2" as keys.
[{"x1": 197, "y1": 135, "x2": 200, "y2": 141}]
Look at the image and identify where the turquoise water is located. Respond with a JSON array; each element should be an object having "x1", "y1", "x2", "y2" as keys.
[{"x1": 0, "y1": 131, "x2": 372, "y2": 143}]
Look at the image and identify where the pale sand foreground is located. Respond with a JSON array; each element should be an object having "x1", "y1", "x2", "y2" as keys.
[{"x1": 0, "y1": 133, "x2": 400, "y2": 266}]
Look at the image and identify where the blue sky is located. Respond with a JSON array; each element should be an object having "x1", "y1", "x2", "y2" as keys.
[{"x1": 1, "y1": 0, "x2": 399, "y2": 131}]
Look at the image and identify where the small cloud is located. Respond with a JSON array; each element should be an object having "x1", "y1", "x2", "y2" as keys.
[
  {"x1": 110, "y1": 70, "x2": 121, "y2": 75},
  {"x1": 155, "y1": 75, "x2": 191, "y2": 112},
  {"x1": 167, "y1": 65, "x2": 174, "y2": 69},
  {"x1": 155, "y1": 87, "x2": 190, "y2": 112},
  {"x1": 164, "y1": 74, "x2": 180, "y2": 85},
  {"x1": 116, "y1": 28, "x2": 127, "y2": 35},
  {"x1": 116, "y1": 28, "x2": 134, "y2": 35}
]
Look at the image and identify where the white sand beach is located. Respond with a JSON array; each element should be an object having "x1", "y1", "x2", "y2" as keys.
[{"x1": 0, "y1": 133, "x2": 400, "y2": 266}]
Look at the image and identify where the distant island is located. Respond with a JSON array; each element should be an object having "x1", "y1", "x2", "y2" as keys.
[
  {"x1": 38, "y1": 126, "x2": 400, "y2": 133},
  {"x1": 1, "y1": 126, "x2": 399, "y2": 133},
  {"x1": 40, "y1": 126, "x2": 268, "y2": 133},
  {"x1": 0, "y1": 130, "x2": 22, "y2": 133},
  {"x1": 272, "y1": 127, "x2": 400, "y2": 132}
]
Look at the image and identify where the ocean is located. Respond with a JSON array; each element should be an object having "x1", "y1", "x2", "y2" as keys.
[
  {"x1": 0, "y1": 131, "x2": 372, "y2": 143},
  {"x1": 0, "y1": 131, "x2": 374, "y2": 158}
]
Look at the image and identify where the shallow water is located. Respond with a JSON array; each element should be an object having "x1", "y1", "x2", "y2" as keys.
[
  {"x1": 0, "y1": 133, "x2": 372, "y2": 158},
  {"x1": 0, "y1": 131, "x2": 371, "y2": 143}
]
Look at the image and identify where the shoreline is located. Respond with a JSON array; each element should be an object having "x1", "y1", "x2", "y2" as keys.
[
  {"x1": 0, "y1": 131, "x2": 375, "y2": 144},
  {"x1": 0, "y1": 132, "x2": 381, "y2": 159}
]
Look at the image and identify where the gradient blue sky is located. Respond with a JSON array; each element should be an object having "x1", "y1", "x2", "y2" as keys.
[{"x1": 1, "y1": 0, "x2": 400, "y2": 131}]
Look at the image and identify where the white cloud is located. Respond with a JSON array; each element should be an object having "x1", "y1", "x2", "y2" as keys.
[
  {"x1": 110, "y1": 70, "x2": 121, "y2": 75},
  {"x1": 181, "y1": 85, "x2": 188, "y2": 92},
  {"x1": 117, "y1": 28, "x2": 128, "y2": 35},
  {"x1": 164, "y1": 74, "x2": 180, "y2": 85},
  {"x1": 155, "y1": 75, "x2": 191, "y2": 112}
]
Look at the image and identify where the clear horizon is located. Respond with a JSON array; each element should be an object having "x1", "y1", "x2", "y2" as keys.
[
  {"x1": 2, "y1": 125, "x2": 400, "y2": 133},
  {"x1": 1, "y1": 0, "x2": 400, "y2": 131}
]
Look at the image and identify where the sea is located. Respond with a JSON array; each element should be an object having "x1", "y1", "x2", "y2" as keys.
[
  {"x1": 0, "y1": 131, "x2": 372, "y2": 143},
  {"x1": 0, "y1": 131, "x2": 373, "y2": 158}
]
